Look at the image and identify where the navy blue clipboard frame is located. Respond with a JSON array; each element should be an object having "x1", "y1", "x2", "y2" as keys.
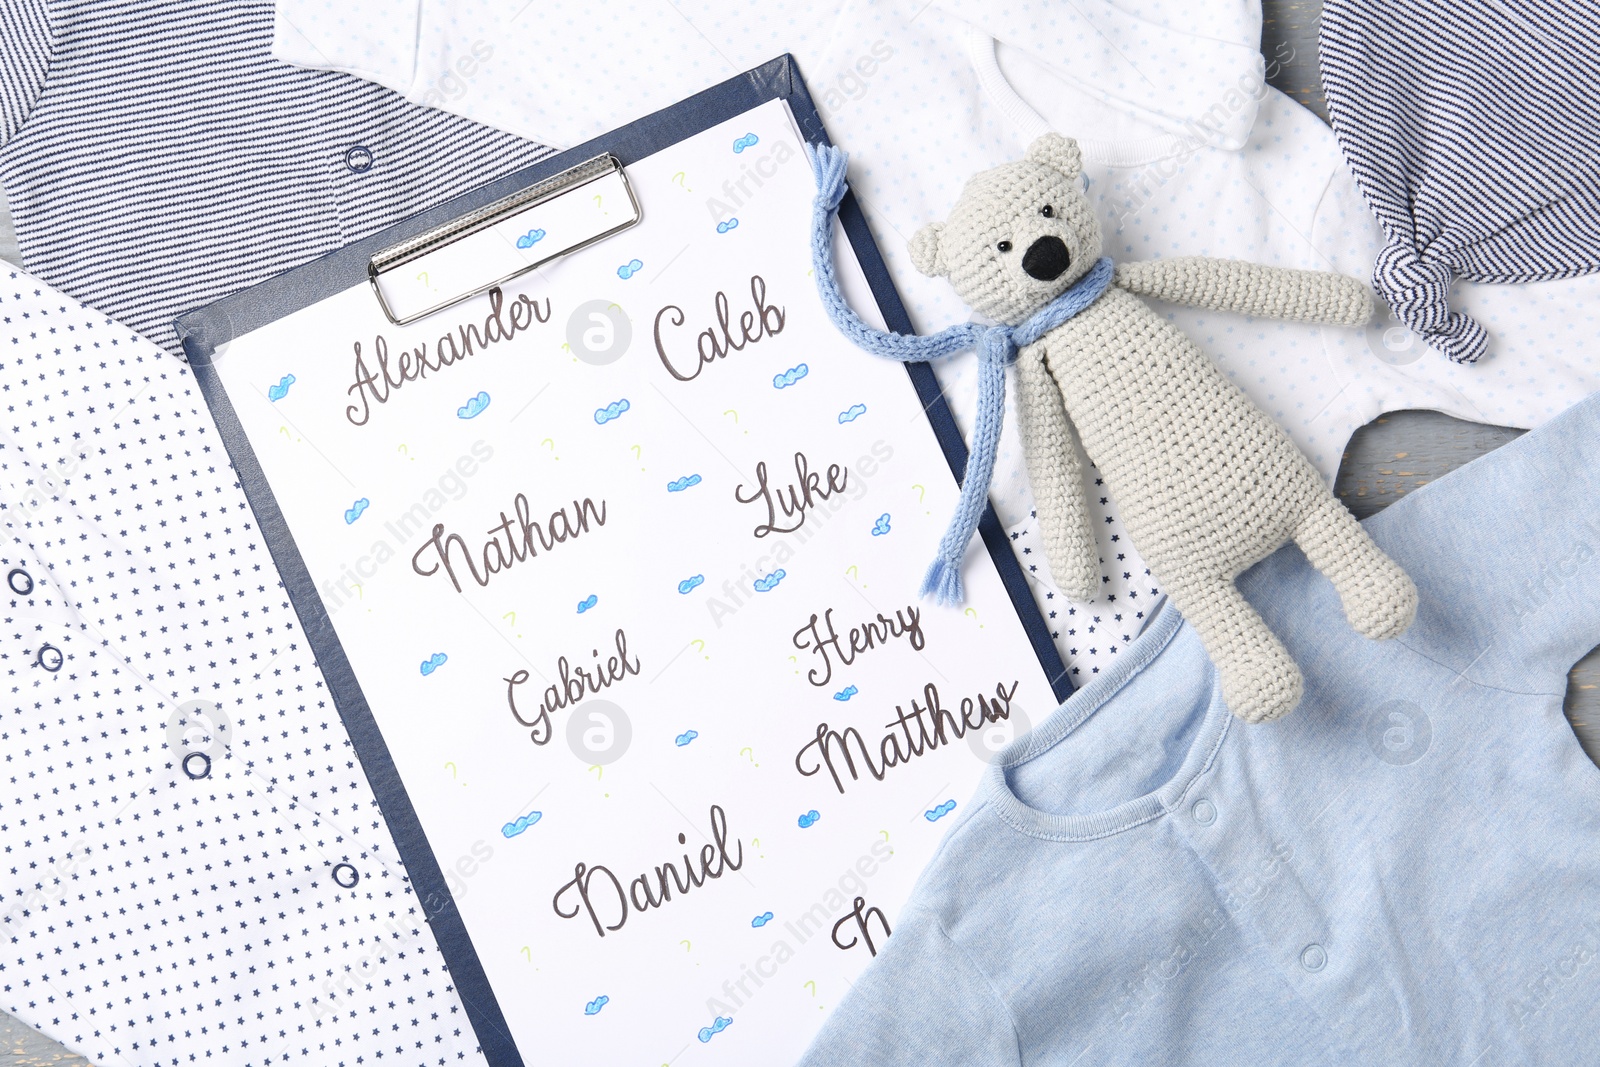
[{"x1": 176, "y1": 54, "x2": 1072, "y2": 1067}]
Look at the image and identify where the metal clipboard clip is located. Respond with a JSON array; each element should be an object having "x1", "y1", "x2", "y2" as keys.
[{"x1": 367, "y1": 153, "x2": 642, "y2": 326}]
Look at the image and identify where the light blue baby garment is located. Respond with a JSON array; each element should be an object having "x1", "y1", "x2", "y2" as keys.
[{"x1": 798, "y1": 391, "x2": 1600, "y2": 1065}]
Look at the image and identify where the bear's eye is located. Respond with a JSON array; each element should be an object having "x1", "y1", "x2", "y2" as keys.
[
  {"x1": 1041, "y1": 204, "x2": 1055, "y2": 218},
  {"x1": 996, "y1": 240, "x2": 1013, "y2": 253}
]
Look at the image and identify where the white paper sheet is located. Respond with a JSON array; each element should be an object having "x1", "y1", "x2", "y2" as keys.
[{"x1": 207, "y1": 98, "x2": 1058, "y2": 1064}]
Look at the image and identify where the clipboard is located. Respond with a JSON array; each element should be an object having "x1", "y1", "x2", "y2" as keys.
[{"x1": 177, "y1": 55, "x2": 1072, "y2": 1067}]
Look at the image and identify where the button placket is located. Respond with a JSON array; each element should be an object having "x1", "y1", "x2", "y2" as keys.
[{"x1": 1179, "y1": 781, "x2": 1334, "y2": 986}]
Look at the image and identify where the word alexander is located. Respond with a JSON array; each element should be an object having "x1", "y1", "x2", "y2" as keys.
[
  {"x1": 552, "y1": 804, "x2": 743, "y2": 938},
  {"x1": 345, "y1": 286, "x2": 550, "y2": 426},
  {"x1": 795, "y1": 679, "x2": 1021, "y2": 794}
]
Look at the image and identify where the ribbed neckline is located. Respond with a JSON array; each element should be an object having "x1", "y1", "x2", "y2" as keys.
[
  {"x1": 982, "y1": 600, "x2": 1231, "y2": 841},
  {"x1": 964, "y1": 27, "x2": 1198, "y2": 168}
]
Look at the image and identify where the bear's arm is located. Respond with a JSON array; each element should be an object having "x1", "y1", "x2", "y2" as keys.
[
  {"x1": 1114, "y1": 257, "x2": 1374, "y2": 326},
  {"x1": 1014, "y1": 343, "x2": 1100, "y2": 603}
]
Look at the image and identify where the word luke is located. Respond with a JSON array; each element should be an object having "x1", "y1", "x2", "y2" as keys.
[{"x1": 735, "y1": 450, "x2": 849, "y2": 538}]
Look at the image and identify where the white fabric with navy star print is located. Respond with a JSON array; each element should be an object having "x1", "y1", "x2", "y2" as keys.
[{"x1": 1, "y1": 270, "x2": 487, "y2": 1066}]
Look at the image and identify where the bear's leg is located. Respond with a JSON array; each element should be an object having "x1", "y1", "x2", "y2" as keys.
[
  {"x1": 1292, "y1": 495, "x2": 1418, "y2": 641},
  {"x1": 1166, "y1": 576, "x2": 1304, "y2": 723}
]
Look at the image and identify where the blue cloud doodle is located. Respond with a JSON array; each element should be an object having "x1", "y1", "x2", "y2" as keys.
[
  {"x1": 667, "y1": 474, "x2": 702, "y2": 492},
  {"x1": 267, "y1": 374, "x2": 295, "y2": 402},
  {"x1": 716, "y1": 217, "x2": 739, "y2": 234},
  {"x1": 678, "y1": 574, "x2": 705, "y2": 594},
  {"x1": 515, "y1": 228, "x2": 546, "y2": 250},
  {"x1": 617, "y1": 258, "x2": 644, "y2": 279},
  {"x1": 925, "y1": 799, "x2": 957, "y2": 822},
  {"x1": 732, "y1": 132, "x2": 759, "y2": 153},
  {"x1": 752, "y1": 569, "x2": 786, "y2": 593},
  {"x1": 420, "y1": 652, "x2": 448, "y2": 676},
  {"x1": 584, "y1": 995, "x2": 609, "y2": 1016},
  {"x1": 344, "y1": 498, "x2": 370, "y2": 524},
  {"x1": 576, "y1": 594, "x2": 598, "y2": 613},
  {"x1": 698, "y1": 1016, "x2": 734, "y2": 1042},
  {"x1": 594, "y1": 398, "x2": 630, "y2": 424},
  {"x1": 871, "y1": 513, "x2": 892, "y2": 536},
  {"x1": 833, "y1": 685, "x2": 858, "y2": 702},
  {"x1": 837, "y1": 403, "x2": 867, "y2": 424},
  {"x1": 797, "y1": 809, "x2": 820, "y2": 829},
  {"x1": 675, "y1": 730, "x2": 699, "y2": 747},
  {"x1": 772, "y1": 363, "x2": 809, "y2": 389},
  {"x1": 457, "y1": 391, "x2": 491, "y2": 419},
  {"x1": 751, "y1": 912, "x2": 774, "y2": 928},
  {"x1": 502, "y1": 811, "x2": 542, "y2": 838}
]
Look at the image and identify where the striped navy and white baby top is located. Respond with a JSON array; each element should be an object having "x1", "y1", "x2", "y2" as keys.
[
  {"x1": 0, "y1": 0, "x2": 552, "y2": 353},
  {"x1": 1320, "y1": 0, "x2": 1600, "y2": 365}
]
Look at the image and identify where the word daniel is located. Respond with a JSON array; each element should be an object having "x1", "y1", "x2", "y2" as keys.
[{"x1": 553, "y1": 804, "x2": 743, "y2": 939}]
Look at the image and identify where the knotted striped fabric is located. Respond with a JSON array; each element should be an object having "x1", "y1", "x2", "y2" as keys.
[
  {"x1": 1320, "y1": 0, "x2": 1600, "y2": 365},
  {"x1": 805, "y1": 142, "x2": 1114, "y2": 605}
]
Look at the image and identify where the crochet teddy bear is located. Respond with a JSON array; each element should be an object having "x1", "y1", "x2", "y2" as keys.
[{"x1": 806, "y1": 134, "x2": 1418, "y2": 723}]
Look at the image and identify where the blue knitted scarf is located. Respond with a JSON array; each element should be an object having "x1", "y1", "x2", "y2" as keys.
[{"x1": 805, "y1": 142, "x2": 1114, "y2": 605}]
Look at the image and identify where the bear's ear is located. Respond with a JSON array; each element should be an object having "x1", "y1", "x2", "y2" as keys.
[
  {"x1": 908, "y1": 222, "x2": 946, "y2": 278},
  {"x1": 1026, "y1": 133, "x2": 1083, "y2": 180}
]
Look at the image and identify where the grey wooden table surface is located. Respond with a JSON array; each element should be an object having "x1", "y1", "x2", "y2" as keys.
[{"x1": 0, "y1": 0, "x2": 1596, "y2": 1059}]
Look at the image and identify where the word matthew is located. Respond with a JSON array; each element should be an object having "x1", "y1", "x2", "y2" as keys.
[{"x1": 796, "y1": 679, "x2": 1021, "y2": 793}]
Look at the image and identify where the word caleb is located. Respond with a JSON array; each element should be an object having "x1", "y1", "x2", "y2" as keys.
[
  {"x1": 505, "y1": 628, "x2": 641, "y2": 744},
  {"x1": 411, "y1": 489, "x2": 606, "y2": 591},
  {"x1": 654, "y1": 274, "x2": 785, "y2": 382},
  {"x1": 792, "y1": 603, "x2": 925, "y2": 688},
  {"x1": 345, "y1": 286, "x2": 551, "y2": 426},
  {"x1": 795, "y1": 679, "x2": 1021, "y2": 794},
  {"x1": 735, "y1": 450, "x2": 849, "y2": 538},
  {"x1": 552, "y1": 804, "x2": 743, "y2": 938}
]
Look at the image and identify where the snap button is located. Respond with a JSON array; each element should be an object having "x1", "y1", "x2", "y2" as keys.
[
  {"x1": 35, "y1": 643, "x2": 63, "y2": 672},
  {"x1": 332, "y1": 862, "x2": 361, "y2": 889},
  {"x1": 1190, "y1": 798, "x2": 1217, "y2": 825},
  {"x1": 7, "y1": 567, "x2": 34, "y2": 595},
  {"x1": 1300, "y1": 943, "x2": 1327, "y2": 972},
  {"x1": 181, "y1": 751, "x2": 212, "y2": 780},
  {"x1": 344, "y1": 145, "x2": 374, "y2": 173}
]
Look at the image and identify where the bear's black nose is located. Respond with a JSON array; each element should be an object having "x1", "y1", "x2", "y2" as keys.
[{"x1": 1021, "y1": 235, "x2": 1071, "y2": 281}]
